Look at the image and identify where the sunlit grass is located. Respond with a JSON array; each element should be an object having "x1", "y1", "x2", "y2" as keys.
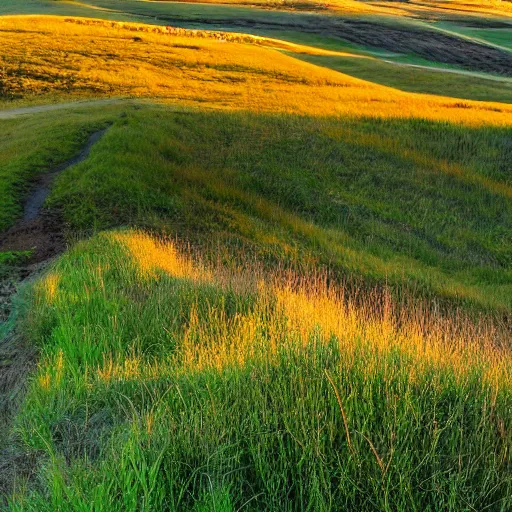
[
  {"x1": 296, "y1": 53, "x2": 512, "y2": 103},
  {"x1": 9, "y1": 229, "x2": 512, "y2": 510},
  {"x1": 33, "y1": 0, "x2": 512, "y2": 17},
  {"x1": 2, "y1": 16, "x2": 512, "y2": 126},
  {"x1": 1, "y1": 10, "x2": 511, "y2": 510},
  {"x1": 41, "y1": 108, "x2": 511, "y2": 313}
]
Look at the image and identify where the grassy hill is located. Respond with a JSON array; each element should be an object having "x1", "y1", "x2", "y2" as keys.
[{"x1": 0, "y1": 8, "x2": 511, "y2": 512}]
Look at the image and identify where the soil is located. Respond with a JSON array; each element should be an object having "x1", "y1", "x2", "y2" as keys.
[{"x1": 0, "y1": 128, "x2": 107, "y2": 323}]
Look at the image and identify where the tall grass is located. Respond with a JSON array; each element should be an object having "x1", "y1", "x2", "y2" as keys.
[
  {"x1": 47, "y1": 108, "x2": 512, "y2": 313},
  {"x1": 8, "y1": 230, "x2": 512, "y2": 510}
]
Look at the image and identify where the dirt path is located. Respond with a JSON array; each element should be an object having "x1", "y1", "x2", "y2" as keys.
[
  {"x1": 0, "y1": 127, "x2": 109, "y2": 323},
  {"x1": 0, "y1": 128, "x2": 109, "y2": 501},
  {"x1": 0, "y1": 98, "x2": 129, "y2": 120},
  {"x1": 0, "y1": 128, "x2": 108, "y2": 266}
]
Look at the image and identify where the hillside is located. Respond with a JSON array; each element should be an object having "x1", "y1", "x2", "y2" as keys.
[{"x1": 0, "y1": 4, "x2": 511, "y2": 511}]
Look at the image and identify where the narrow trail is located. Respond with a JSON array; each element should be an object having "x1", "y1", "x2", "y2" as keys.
[
  {"x1": 23, "y1": 129, "x2": 106, "y2": 223},
  {"x1": 0, "y1": 128, "x2": 109, "y2": 501},
  {"x1": 0, "y1": 98, "x2": 129, "y2": 120},
  {"x1": 0, "y1": 128, "x2": 108, "y2": 266}
]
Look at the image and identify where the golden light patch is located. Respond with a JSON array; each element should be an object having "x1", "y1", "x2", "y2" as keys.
[
  {"x1": 42, "y1": 272, "x2": 61, "y2": 303},
  {"x1": 111, "y1": 231, "x2": 212, "y2": 282},
  {"x1": 86, "y1": 236, "x2": 512, "y2": 389}
]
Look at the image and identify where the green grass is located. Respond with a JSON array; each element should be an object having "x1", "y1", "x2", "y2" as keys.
[
  {"x1": 434, "y1": 22, "x2": 512, "y2": 52},
  {"x1": 2, "y1": 104, "x2": 511, "y2": 312},
  {"x1": 0, "y1": 105, "x2": 124, "y2": 231},
  {"x1": 295, "y1": 53, "x2": 512, "y2": 102},
  {"x1": 0, "y1": 251, "x2": 31, "y2": 266},
  {"x1": 0, "y1": 0, "x2": 138, "y2": 18},
  {"x1": 37, "y1": 106, "x2": 511, "y2": 313},
  {"x1": 8, "y1": 228, "x2": 512, "y2": 511},
  {"x1": 1, "y1": 5, "x2": 512, "y2": 510}
]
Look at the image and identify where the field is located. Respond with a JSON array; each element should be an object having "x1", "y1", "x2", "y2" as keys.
[{"x1": 0, "y1": 2, "x2": 512, "y2": 511}]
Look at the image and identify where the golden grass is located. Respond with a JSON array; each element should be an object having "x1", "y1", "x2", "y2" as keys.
[
  {"x1": 2, "y1": 16, "x2": 512, "y2": 125},
  {"x1": 350, "y1": 0, "x2": 512, "y2": 18},
  {"x1": 112, "y1": 231, "x2": 212, "y2": 282},
  {"x1": 139, "y1": 0, "x2": 512, "y2": 17},
  {"x1": 140, "y1": 0, "x2": 399, "y2": 15},
  {"x1": 409, "y1": 0, "x2": 512, "y2": 17},
  {"x1": 74, "y1": 231, "x2": 511, "y2": 391}
]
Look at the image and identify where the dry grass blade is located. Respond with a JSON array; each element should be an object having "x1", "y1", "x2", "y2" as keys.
[{"x1": 324, "y1": 369, "x2": 355, "y2": 456}]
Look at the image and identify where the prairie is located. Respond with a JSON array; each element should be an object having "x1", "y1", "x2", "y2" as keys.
[
  {"x1": 0, "y1": 6, "x2": 511, "y2": 512},
  {"x1": 1, "y1": 17, "x2": 512, "y2": 124},
  {"x1": 8, "y1": 229, "x2": 512, "y2": 511}
]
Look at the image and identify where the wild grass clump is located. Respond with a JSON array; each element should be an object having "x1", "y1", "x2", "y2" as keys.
[{"x1": 9, "y1": 230, "x2": 512, "y2": 510}]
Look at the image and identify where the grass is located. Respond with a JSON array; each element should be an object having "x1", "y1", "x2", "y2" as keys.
[
  {"x1": 295, "y1": 53, "x2": 512, "y2": 103},
  {"x1": 0, "y1": 105, "x2": 121, "y2": 231},
  {"x1": 13, "y1": 105, "x2": 506, "y2": 315},
  {"x1": 0, "y1": 251, "x2": 31, "y2": 266},
  {"x1": 1, "y1": 10, "x2": 512, "y2": 511},
  {"x1": 10, "y1": 0, "x2": 512, "y2": 17},
  {"x1": 1, "y1": 2, "x2": 511, "y2": 94},
  {"x1": 7, "y1": 229, "x2": 512, "y2": 510},
  {"x1": 433, "y1": 22, "x2": 512, "y2": 52},
  {"x1": 1, "y1": 95, "x2": 511, "y2": 314},
  {"x1": 1, "y1": 17, "x2": 512, "y2": 125}
]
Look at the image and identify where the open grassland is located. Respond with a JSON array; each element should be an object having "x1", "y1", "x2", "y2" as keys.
[
  {"x1": 2, "y1": 0, "x2": 511, "y2": 58},
  {"x1": 2, "y1": 105, "x2": 510, "y2": 314},
  {"x1": 6, "y1": 229, "x2": 512, "y2": 510},
  {"x1": 1, "y1": 9, "x2": 512, "y2": 511},
  {"x1": 1, "y1": 1, "x2": 512, "y2": 100},
  {"x1": 295, "y1": 53, "x2": 512, "y2": 103},
  {"x1": 2, "y1": 17, "x2": 512, "y2": 122},
  {"x1": 7, "y1": 0, "x2": 511, "y2": 17},
  {"x1": 34, "y1": 7, "x2": 512, "y2": 77}
]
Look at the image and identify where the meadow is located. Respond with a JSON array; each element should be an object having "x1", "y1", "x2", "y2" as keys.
[
  {"x1": 295, "y1": 53, "x2": 512, "y2": 103},
  {"x1": 2, "y1": 0, "x2": 512, "y2": 93},
  {"x1": 0, "y1": 5, "x2": 511, "y2": 511},
  {"x1": 8, "y1": 229, "x2": 512, "y2": 511},
  {"x1": 2, "y1": 17, "x2": 512, "y2": 121}
]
